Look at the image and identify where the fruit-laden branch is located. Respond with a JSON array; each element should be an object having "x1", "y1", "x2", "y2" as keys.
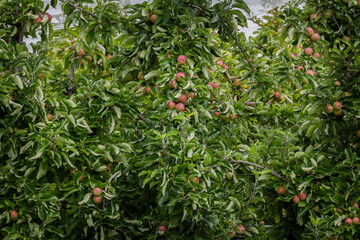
[{"x1": 229, "y1": 160, "x2": 291, "y2": 183}]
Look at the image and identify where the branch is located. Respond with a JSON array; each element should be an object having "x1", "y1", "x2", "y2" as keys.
[
  {"x1": 229, "y1": 160, "x2": 291, "y2": 183},
  {"x1": 230, "y1": 33, "x2": 255, "y2": 72},
  {"x1": 59, "y1": 0, "x2": 98, "y2": 18},
  {"x1": 188, "y1": 4, "x2": 210, "y2": 16},
  {"x1": 137, "y1": 113, "x2": 151, "y2": 124}
]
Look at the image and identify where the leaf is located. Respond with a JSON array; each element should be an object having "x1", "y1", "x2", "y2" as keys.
[
  {"x1": 12, "y1": 74, "x2": 23, "y2": 89},
  {"x1": 238, "y1": 144, "x2": 250, "y2": 152},
  {"x1": 36, "y1": 161, "x2": 47, "y2": 180},
  {"x1": 35, "y1": 86, "x2": 43, "y2": 102},
  {"x1": 78, "y1": 193, "x2": 91, "y2": 204}
]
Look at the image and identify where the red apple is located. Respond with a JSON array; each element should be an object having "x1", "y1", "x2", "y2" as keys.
[
  {"x1": 167, "y1": 101, "x2": 176, "y2": 109},
  {"x1": 355, "y1": 203, "x2": 359, "y2": 208},
  {"x1": 180, "y1": 29, "x2": 185, "y2": 33},
  {"x1": 169, "y1": 80, "x2": 176, "y2": 89},
  {"x1": 311, "y1": 33, "x2": 320, "y2": 42},
  {"x1": 178, "y1": 94, "x2": 187, "y2": 104},
  {"x1": 333, "y1": 102, "x2": 342, "y2": 110},
  {"x1": 274, "y1": 92, "x2": 281, "y2": 99},
  {"x1": 236, "y1": 225, "x2": 246, "y2": 234},
  {"x1": 277, "y1": 186, "x2": 286, "y2": 194},
  {"x1": 187, "y1": 92, "x2": 195, "y2": 99},
  {"x1": 231, "y1": 113, "x2": 236, "y2": 120},
  {"x1": 212, "y1": 82, "x2": 219, "y2": 89},
  {"x1": 137, "y1": 72, "x2": 144, "y2": 80},
  {"x1": 234, "y1": 79, "x2": 241, "y2": 86},
  {"x1": 306, "y1": 70, "x2": 314, "y2": 76},
  {"x1": 314, "y1": 52, "x2": 320, "y2": 58},
  {"x1": 305, "y1": 27, "x2": 314, "y2": 36},
  {"x1": 150, "y1": 14, "x2": 157, "y2": 23},
  {"x1": 247, "y1": 102, "x2": 254, "y2": 107},
  {"x1": 190, "y1": 177, "x2": 200, "y2": 184},
  {"x1": 73, "y1": 43, "x2": 77, "y2": 49},
  {"x1": 299, "y1": 193, "x2": 307, "y2": 201},
  {"x1": 145, "y1": 86, "x2": 151, "y2": 94},
  {"x1": 106, "y1": 54, "x2": 112, "y2": 60},
  {"x1": 77, "y1": 48, "x2": 85, "y2": 56},
  {"x1": 310, "y1": 13, "x2": 317, "y2": 21},
  {"x1": 176, "y1": 103, "x2": 185, "y2": 112},
  {"x1": 93, "y1": 188, "x2": 102, "y2": 196},
  {"x1": 293, "y1": 195, "x2": 300, "y2": 204},
  {"x1": 353, "y1": 217, "x2": 360, "y2": 225},
  {"x1": 158, "y1": 225, "x2": 167, "y2": 234},
  {"x1": 290, "y1": 53, "x2": 296, "y2": 58},
  {"x1": 47, "y1": 114, "x2": 53, "y2": 121},
  {"x1": 223, "y1": 65, "x2": 229, "y2": 71},
  {"x1": 305, "y1": 47, "x2": 313, "y2": 56},
  {"x1": 217, "y1": 61, "x2": 223, "y2": 66},
  {"x1": 334, "y1": 81, "x2": 341, "y2": 86},
  {"x1": 93, "y1": 196, "x2": 102, "y2": 204},
  {"x1": 10, "y1": 210, "x2": 18, "y2": 220},
  {"x1": 325, "y1": 105, "x2": 334, "y2": 114},
  {"x1": 34, "y1": 16, "x2": 42, "y2": 23},
  {"x1": 297, "y1": 66, "x2": 304, "y2": 71},
  {"x1": 345, "y1": 218, "x2": 353, "y2": 226},
  {"x1": 176, "y1": 72, "x2": 185, "y2": 81},
  {"x1": 43, "y1": 13, "x2": 52, "y2": 22},
  {"x1": 177, "y1": 55, "x2": 186, "y2": 64},
  {"x1": 214, "y1": 111, "x2": 220, "y2": 116}
]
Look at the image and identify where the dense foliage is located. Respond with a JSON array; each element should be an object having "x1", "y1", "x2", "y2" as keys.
[{"x1": 1, "y1": 0, "x2": 360, "y2": 239}]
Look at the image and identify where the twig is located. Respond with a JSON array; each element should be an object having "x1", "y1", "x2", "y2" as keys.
[
  {"x1": 229, "y1": 160, "x2": 291, "y2": 183},
  {"x1": 137, "y1": 113, "x2": 151, "y2": 124},
  {"x1": 239, "y1": 177, "x2": 257, "y2": 219},
  {"x1": 230, "y1": 33, "x2": 255, "y2": 72}
]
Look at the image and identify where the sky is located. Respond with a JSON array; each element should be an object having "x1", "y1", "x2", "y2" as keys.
[{"x1": 24, "y1": 0, "x2": 290, "y2": 45}]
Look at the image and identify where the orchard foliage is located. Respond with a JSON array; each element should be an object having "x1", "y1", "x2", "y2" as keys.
[{"x1": 1, "y1": 0, "x2": 360, "y2": 239}]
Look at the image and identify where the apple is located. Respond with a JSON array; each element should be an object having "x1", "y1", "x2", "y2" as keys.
[
  {"x1": 325, "y1": 105, "x2": 334, "y2": 114},
  {"x1": 333, "y1": 102, "x2": 342, "y2": 110},
  {"x1": 223, "y1": 65, "x2": 229, "y2": 71},
  {"x1": 38, "y1": 73, "x2": 45, "y2": 80},
  {"x1": 329, "y1": 235, "x2": 339, "y2": 240},
  {"x1": 274, "y1": 92, "x2": 281, "y2": 99},
  {"x1": 190, "y1": 177, "x2": 200, "y2": 184},
  {"x1": 180, "y1": 29, "x2": 185, "y2": 33},
  {"x1": 77, "y1": 48, "x2": 85, "y2": 56},
  {"x1": 236, "y1": 225, "x2": 246, "y2": 234},
  {"x1": 337, "y1": 208, "x2": 343, "y2": 213},
  {"x1": 93, "y1": 196, "x2": 102, "y2": 204},
  {"x1": 293, "y1": 195, "x2": 300, "y2": 204},
  {"x1": 259, "y1": 221, "x2": 265, "y2": 226},
  {"x1": 311, "y1": 33, "x2": 320, "y2": 42},
  {"x1": 234, "y1": 79, "x2": 241, "y2": 86},
  {"x1": 305, "y1": 47, "x2": 313, "y2": 56},
  {"x1": 145, "y1": 86, "x2": 151, "y2": 94},
  {"x1": 345, "y1": 218, "x2": 353, "y2": 226},
  {"x1": 334, "y1": 109, "x2": 342, "y2": 116},
  {"x1": 176, "y1": 72, "x2": 185, "y2": 81},
  {"x1": 34, "y1": 16, "x2": 42, "y2": 23},
  {"x1": 343, "y1": 36, "x2": 351, "y2": 42},
  {"x1": 353, "y1": 217, "x2": 360, "y2": 225},
  {"x1": 305, "y1": 27, "x2": 314, "y2": 36},
  {"x1": 217, "y1": 61, "x2": 223, "y2": 66},
  {"x1": 297, "y1": 45, "x2": 302, "y2": 49},
  {"x1": 106, "y1": 54, "x2": 112, "y2": 60},
  {"x1": 247, "y1": 102, "x2": 254, "y2": 107},
  {"x1": 276, "y1": 96, "x2": 282, "y2": 102},
  {"x1": 43, "y1": 13, "x2": 52, "y2": 22},
  {"x1": 158, "y1": 225, "x2": 167, "y2": 234},
  {"x1": 137, "y1": 72, "x2": 144, "y2": 80},
  {"x1": 356, "y1": 130, "x2": 360, "y2": 138},
  {"x1": 226, "y1": 172, "x2": 233, "y2": 180},
  {"x1": 167, "y1": 101, "x2": 176, "y2": 109},
  {"x1": 169, "y1": 80, "x2": 176, "y2": 89},
  {"x1": 310, "y1": 13, "x2": 317, "y2": 21},
  {"x1": 231, "y1": 113, "x2": 236, "y2": 120},
  {"x1": 306, "y1": 70, "x2": 314, "y2": 76},
  {"x1": 150, "y1": 14, "x2": 157, "y2": 23},
  {"x1": 178, "y1": 94, "x2": 187, "y2": 104},
  {"x1": 187, "y1": 92, "x2": 195, "y2": 99},
  {"x1": 47, "y1": 114, "x2": 53, "y2": 121},
  {"x1": 214, "y1": 111, "x2": 220, "y2": 117},
  {"x1": 176, "y1": 103, "x2": 185, "y2": 112},
  {"x1": 354, "y1": 203, "x2": 359, "y2": 208},
  {"x1": 79, "y1": 59, "x2": 85, "y2": 66},
  {"x1": 290, "y1": 53, "x2": 296, "y2": 58},
  {"x1": 313, "y1": 52, "x2": 320, "y2": 58},
  {"x1": 10, "y1": 210, "x2": 18, "y2": 220},
  {"x1": 177, "y1": 55, "x2": 186, "y2": 64},
  {"x1": 277, "y1": 186, "x2": 286, "y2": 194},
  {"x1": 334, "y1": 81, "x2": 341, "y2": 86},
  {"x1": 299, "y1": 193, "x2": 307, "y2": 201},
  {"x1": 70, "y1": 169, "x2": 77, "y2": 175},
  {"x1": 297, "y1": 66, "x2": 304, "y2": 71},
  {"x1": 212, "y1": 82, "x2": 220, "y2": 89},
  {"x1": 93, "y1": 188, "x2": 102, "y2": 196}
]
